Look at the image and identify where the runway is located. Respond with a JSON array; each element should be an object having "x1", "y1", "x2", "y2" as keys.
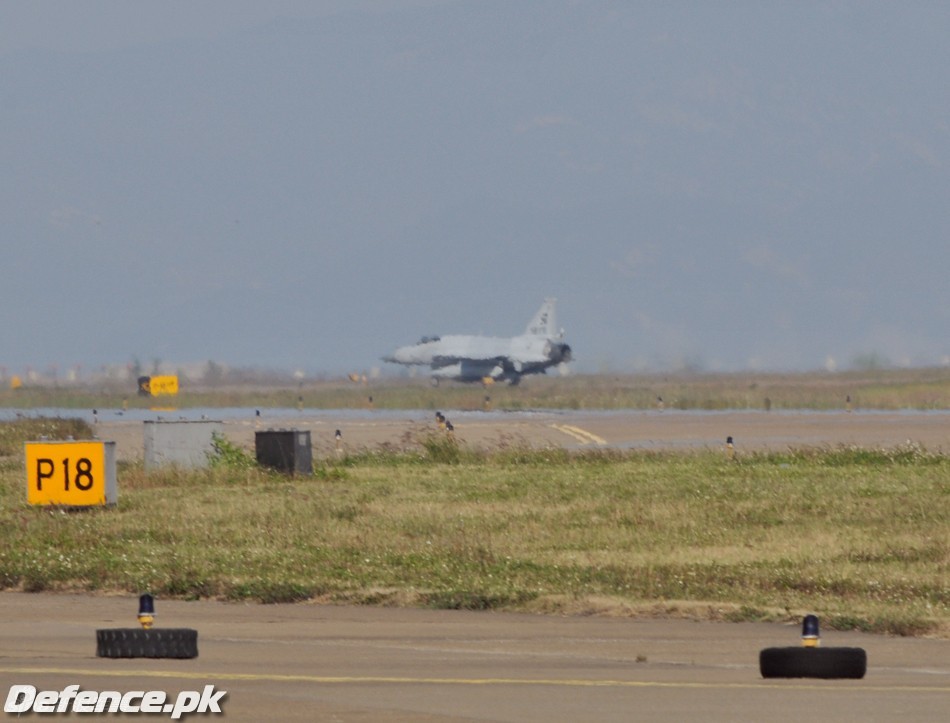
[{"x1": 1, "y1": 593, "x2": 947, "y2": 721}]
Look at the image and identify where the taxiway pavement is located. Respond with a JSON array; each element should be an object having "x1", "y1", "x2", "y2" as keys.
[{"x1": 1, "y1": 593, "x2": 947, "y2": 722}]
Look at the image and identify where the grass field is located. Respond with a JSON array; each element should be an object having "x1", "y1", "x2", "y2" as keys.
[
  {"x1": 3, "y1": 366, "x2": 950, "y2": 411},
  {"x1": 0, "y1": 418, "x2": 946, "y2": 638}
]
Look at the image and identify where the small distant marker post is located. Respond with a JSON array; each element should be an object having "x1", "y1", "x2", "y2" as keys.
[
  {"x1": 367, "y1": 395, "x2": 374, "y2": 409},
  {"x1": 725, "y1": 435, "x2": 736, "y2": 461},
  {"x1": 483, "y1": 395, "x2": 491, "y2": 412},
  {"x1": 335, "y1": 429, "x2": 343, "y2": 456},
  {"x1": 297, "y1": 395, "x2": 303, "y2": 411},
  {"x1": 845, "y1": 395, "x2": 852, "y2": 413},
  {"x1": 656, "y1": 396, "x2": 664, "y2": 411}
]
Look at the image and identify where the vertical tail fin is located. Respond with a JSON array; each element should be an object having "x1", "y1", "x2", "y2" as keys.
[{"x1": 525, "y1": 298, "x2": 557, "y2": 337}]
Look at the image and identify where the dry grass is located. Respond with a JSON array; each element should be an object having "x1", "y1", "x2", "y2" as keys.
[
  {"x1": 4, "y1": 367, "x2": 950, "y2": 411},
  {"x1": 0, "y1": 419, "x2": 946, "y2": 637}
]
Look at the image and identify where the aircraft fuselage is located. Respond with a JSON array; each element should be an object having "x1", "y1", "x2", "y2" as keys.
[{"x1": 383, "y1": 299, "x2": 572, "y2": 385}]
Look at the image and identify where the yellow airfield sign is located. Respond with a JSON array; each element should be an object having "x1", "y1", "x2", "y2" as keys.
[
  {"x1": 149, "y1": 375, "x2": 179, "y2": 396},
  {"x1": 26, "y1": 440, "x2": 117, "y2": 506}
]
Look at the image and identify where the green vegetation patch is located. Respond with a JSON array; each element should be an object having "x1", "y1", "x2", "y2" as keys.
[
  {"x1": 0, "y1": 423, "x2": 947, "y2": 637},
  {"x1": 0, "y1": 417, "x2": 94, "y2": 457}
]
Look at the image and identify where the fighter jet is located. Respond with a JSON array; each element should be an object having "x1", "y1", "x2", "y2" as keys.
[{"x1": 383, "y1": 298, "x2": 572, "y2": 385}]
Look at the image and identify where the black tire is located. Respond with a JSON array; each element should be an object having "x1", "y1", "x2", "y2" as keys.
[
  {"x1": 96, "y1": 628, "x2": 198, "y2": 659},
  {"x1": 759, "y1": 646, "x2": 866, "y2": 679}
]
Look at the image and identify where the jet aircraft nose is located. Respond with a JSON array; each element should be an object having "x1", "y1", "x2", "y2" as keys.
[
  {"x1": 383, "y1": 344, "x2": 420, "y2": 365},
  {"x1": 382, "y1": 346, "x2": 407, "y2": 363}
]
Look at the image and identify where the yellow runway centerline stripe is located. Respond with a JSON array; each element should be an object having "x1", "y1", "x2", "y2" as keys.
[
  {"x1": 550, "y1": 424, "x2": 607, "y2": 445},
  {"x1": 2, "y1": 668, "x2": 946, "y2": 694}
]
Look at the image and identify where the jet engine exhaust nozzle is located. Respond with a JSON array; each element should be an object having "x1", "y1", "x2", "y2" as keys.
[{"x1": 551, "y1": 343, "x2": 572, "y2": 364}]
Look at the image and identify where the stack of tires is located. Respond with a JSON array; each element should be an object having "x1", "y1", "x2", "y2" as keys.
[
  {"x1": 96, "y1": 628, "x2": 198, "y2": 659},
  {"x1": 759, "y1": 646, "x2": 866, "y2": 679}
]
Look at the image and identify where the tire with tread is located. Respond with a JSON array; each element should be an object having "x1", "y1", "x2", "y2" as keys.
[
  {"x1": 96, "y1": 628, "x2": 198, "y2": 659},
  {"x1": 759, "y1": 646, "x2": 866, "y2": 679}
]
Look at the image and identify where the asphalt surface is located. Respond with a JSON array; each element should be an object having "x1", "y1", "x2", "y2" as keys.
[
  {"x1": 1, "y1": 593, "x2": 948, "y2": 722},
  {"x1": 96, "y1": 408, "x2": 950, "y2": 462},
  {"x1": 7, "y1": 411, "x2": 949, "y2": 720}
]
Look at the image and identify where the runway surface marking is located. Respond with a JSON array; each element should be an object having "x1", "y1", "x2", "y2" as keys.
[
  {"x1": 550, "y1": 424, "x2": 606, "y2": 445},
  {"x1": 2, "y1": 668, "x2": 946, "y2": 694}
]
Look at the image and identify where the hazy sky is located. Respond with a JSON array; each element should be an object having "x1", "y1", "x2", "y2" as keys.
[{"x1": 3, "y1": 1, "x2": 949, "y2": 377}]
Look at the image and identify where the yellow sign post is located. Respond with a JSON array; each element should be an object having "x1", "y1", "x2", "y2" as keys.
[
  {"x1": 25, "y1": 441, "x2": 117, "y2": 506},
  {"x1": 149, "y1": 375, "x2": 179, "y2": 396}
]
